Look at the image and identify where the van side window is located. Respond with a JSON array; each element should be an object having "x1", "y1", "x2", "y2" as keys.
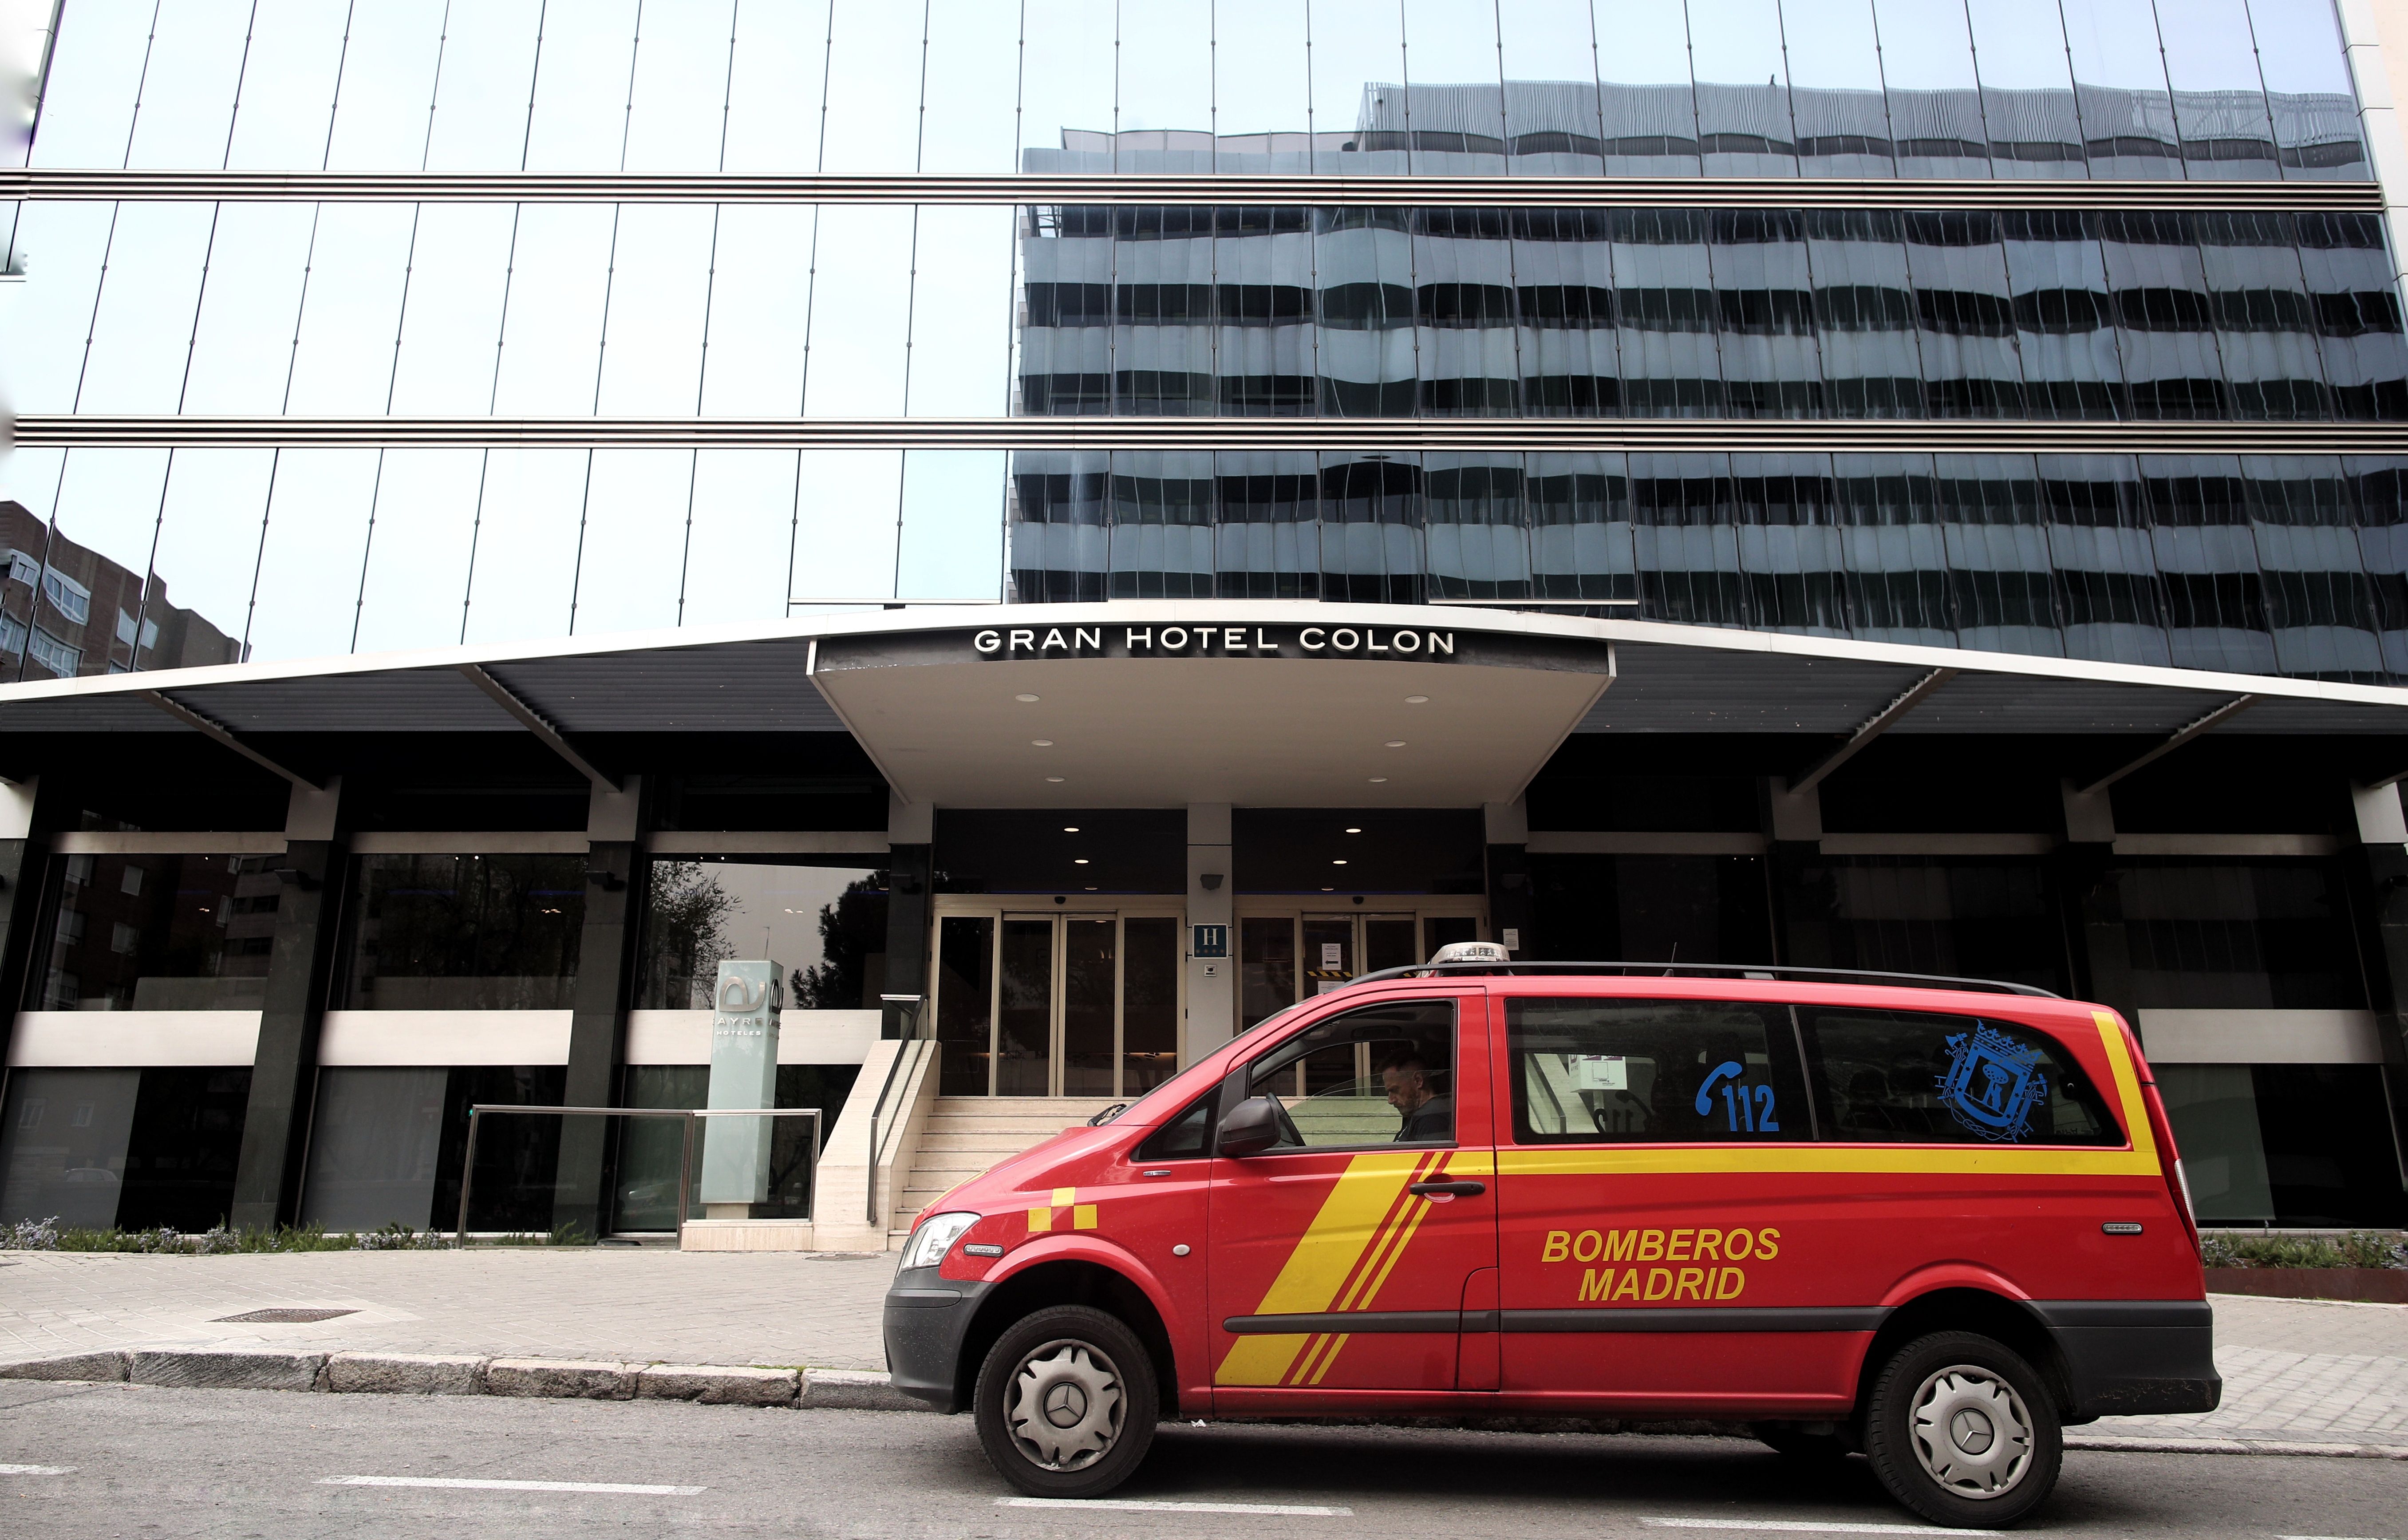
[
  {"x1": 1796, "y1": 1007, "x2": 2122, "y2": 1146},
  {"x1": 1506, "y1": 998, "x2": 1808, "y2": 1144},
  {"x1": 1242, "y1": 1001, "x2": 1457, "y2": 1149},
  {"x1": 1134, "y1": 1092, "x2": 1218, "y2": 1161}
]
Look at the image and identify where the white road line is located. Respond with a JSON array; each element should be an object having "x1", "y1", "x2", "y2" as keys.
[
  {"x1": 0, "y1": 1463, "x2": 75, "y2": 1475},
  {"x1": 2276, "y1": 1534, "x2": 2393, "y2": 1540},
  {"x1": 321, "y1": 1475, "x2": 706, "y2": 1496},
  {"x1": 999, "y1": 1497, "x2": 1354, "y2": 1516},
  {"x1": 1640, "y1": 1521, "x2": 1998, "y2": 1537}
]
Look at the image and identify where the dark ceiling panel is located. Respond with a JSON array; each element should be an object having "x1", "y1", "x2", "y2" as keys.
[{"x1": 1579, "y1": 644, "x2": 1924, "y2": 733}]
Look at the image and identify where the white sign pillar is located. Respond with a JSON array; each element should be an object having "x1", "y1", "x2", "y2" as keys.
[{"x1": 700, "y1": 960, "x2": 781, "y2": 1218}]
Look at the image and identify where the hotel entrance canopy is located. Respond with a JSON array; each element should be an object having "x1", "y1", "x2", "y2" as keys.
[{"x1": 2, "y1": 602, "x2": 2405, "y2": 804}]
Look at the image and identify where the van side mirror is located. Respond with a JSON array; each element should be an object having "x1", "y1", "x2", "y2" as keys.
[{"x1": 1216, "y1": 1096, "x2": 1284, "y2": 1157}]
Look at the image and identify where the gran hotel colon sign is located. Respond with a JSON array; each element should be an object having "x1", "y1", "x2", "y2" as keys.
[
  {"x1": 808, "y1": 620, "x2": 1615, "y2": 677},
  {"x1": 971, "y1": 623, "x2": 1458, "y2": 659}
]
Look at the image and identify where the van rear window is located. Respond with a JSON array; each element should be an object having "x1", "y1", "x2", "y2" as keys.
[
  {"x1": 1506, "y1": 999, "x2": 1809, "y2": 1144},
  {"x1": 1796, "y1": 1007, "x2": 2122, "y2": 1147}
]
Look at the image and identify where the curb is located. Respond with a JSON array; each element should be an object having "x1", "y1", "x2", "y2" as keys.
[
  {"x1": 0, "y1": 1348, "x2": 926, "y2": 1413},
  {"x1": 2066, "y1": 1432, "x2": 2408, "y2": 1461}
]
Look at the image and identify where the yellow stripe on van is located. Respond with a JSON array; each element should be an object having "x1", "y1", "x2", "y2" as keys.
[{"x1": 1214, "y1": 1151, "x2": 1430, "y2": 1387}]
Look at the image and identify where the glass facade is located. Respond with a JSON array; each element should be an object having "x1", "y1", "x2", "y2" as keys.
[
  {"x1": 337, "y1": 855, "x2": 586, "y2": 1011},
  {"x1": 1, "y1": 0, "x2": 2403, "y2": 683},
  {"x1": 36, "y1": 851, "x2": 280, "y2": 1011}
]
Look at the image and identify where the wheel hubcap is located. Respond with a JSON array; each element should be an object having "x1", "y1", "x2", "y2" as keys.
[
  {"x1": 1908, "y1": 1365, "x2": 2033, "y2": 1499},
  {"x1": 1005, "y1": 1339, "x2": 1124, "y2": 1471}
]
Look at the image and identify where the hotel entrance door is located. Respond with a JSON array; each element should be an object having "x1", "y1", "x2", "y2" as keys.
[
  {"x1": 927, "y1": 904, "x2": 1183, "y2": 1098},
  {"x1": 1235, "y1": 904, "x2": 1485, "y2": 1031}
]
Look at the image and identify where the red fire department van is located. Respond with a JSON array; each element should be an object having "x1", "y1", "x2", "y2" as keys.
[{"x1": 884, "y1": 953, "x2": 2218, "y2": 1528}]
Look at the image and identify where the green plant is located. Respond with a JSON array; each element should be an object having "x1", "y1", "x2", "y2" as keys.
[
  {"x1": 2337, "y1": 1230, "x2": 2407, "y2": 1269},
  {"x1": 2197, "y1": 1232, "x2": 2408, "y2": 1269},
  {"x1": 548, "y1": 1221, "x2": 596, "y2": 1247}
]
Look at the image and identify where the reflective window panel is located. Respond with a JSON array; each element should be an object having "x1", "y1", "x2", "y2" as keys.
[
  {"x1": 337, "y1": 854, "x2": 586, "y2": 1011},
  {"x1": 0, "y1": 1066, "x2": 252, "y2": 1231},
  {"x1": 32, "y1": 851, "x2": 280, "y2": 1011},
  {"x1": 634, "y1": 858, "x2": 889, "y2": 1011}
]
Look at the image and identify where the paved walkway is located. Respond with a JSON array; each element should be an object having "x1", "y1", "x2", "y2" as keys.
[
  {"x1": 0, "y1": 1251, "x2": 2399, "y2": 1449},
  {"x1": 0, "y1": 1248, "x2": 896, "y2": 1371}
]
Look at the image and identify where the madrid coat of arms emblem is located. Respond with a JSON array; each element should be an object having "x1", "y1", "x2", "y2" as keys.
[{"x1": 1934, "y1": 1023, "x2": 2049, "y2": 1142}]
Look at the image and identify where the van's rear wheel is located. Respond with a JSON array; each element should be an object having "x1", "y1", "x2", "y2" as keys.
[
  {"x1": 1863, "y1": 1331, "x2": 2060, "y2": 1528},
  {"x1": 973, "y1": 1305, "x2": 1158, "y2": 1499}
]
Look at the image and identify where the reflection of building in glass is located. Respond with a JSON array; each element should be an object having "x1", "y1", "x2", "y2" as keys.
[
  {"x1": 39, "y1": 852, "x2": 280, "y2": 1012},
  {"x1": 0, "y1": 503, "x2": 245, "y2": 679},
  {"x1": 1027, "y1": 81, "x2": 2370, "y2": 177},
  {"x1": 1009, "y1": 80, "x2": 2408, "y2": 684}
]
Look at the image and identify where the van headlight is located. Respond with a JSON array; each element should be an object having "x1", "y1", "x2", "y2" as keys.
[{"x1": 901, "y1": 1211, "x2": 979, "y2": 1271}]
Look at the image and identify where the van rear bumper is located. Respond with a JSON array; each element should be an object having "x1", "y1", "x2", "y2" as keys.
[{"x1": 2029, "y1": 1299, "x2": 2221, "y2": 1420}]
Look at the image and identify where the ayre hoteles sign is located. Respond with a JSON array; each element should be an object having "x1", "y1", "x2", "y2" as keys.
[{"x1": 970, "y1": 623, "x2": 1458, "y2": 659}]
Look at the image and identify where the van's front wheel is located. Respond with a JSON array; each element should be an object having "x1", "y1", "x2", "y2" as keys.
[
  {"x1": 1863, "y1": 1331, "x2": 2061, "y2": 1528},
  {"x1": 973, "y1": 1305, "x2": 1159, "y2": 1499}
]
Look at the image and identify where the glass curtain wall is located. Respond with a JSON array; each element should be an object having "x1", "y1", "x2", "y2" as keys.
[
  {"x1": 0, "y1": 1066, "x2": 253, "y2": 1230},
  {"x1": 32, "y1": 851, "x2": 279, "y2": 1011}
]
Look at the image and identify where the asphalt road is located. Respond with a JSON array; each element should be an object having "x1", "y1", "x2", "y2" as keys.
[{"x1": 1, "y1": 1381, "x2": 2398, "y2": 1540}]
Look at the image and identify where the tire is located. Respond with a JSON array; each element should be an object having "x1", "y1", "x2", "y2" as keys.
[
  {"x1": 1862, "y1": 1331, "x2": 2061, "y2": 1529},
  {"x1": 972, "y1": 1304, "x2": 1160, "y2": 1499},
  {"x1": 1752, "y1": 1422, "x2": 1854, "y2": 1461}
]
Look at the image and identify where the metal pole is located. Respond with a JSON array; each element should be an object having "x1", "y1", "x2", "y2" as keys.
[
  {"x1": 453, "y1": 1109, "x2": 482, "y2": 1248},
  {"x1": 675, "y1": 1111, "x2": 695, "y2": 1242}
]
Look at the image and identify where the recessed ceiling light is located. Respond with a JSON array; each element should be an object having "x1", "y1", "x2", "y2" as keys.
[
  {"x1": 1405, "y1": 695, "x2": 1429, "y2": 704},
  {"x1": 1063, "y1": 826, "x2": 1080, "y2": 833},
  {"x1": 1322, "y1": 886, "x2": 1334, "y2": 892},
  {"x1": 1085, "y1": 885, "x2": 1097, "y2": 891},
  {"x1": 1015, "y1": 693, "x2": 1040, "y2": 702},
  {"x1": 1074, "y1": 858, "x2": 1090, "y2": 865},
  {"x1": 1385, "y1": 740, "x2": 1406, "y2": 748},
  {"x1": 1031, "y1": 739, "x2": 1054, "y2": 746},
  {"x1": 1345, "y1": 827, "x2": 1362, "y2": 833},
  {"x1": 1368, "y1": 777, "x2": 1387, "y2": 784},
  {"x1": 1332, "y1": 859, "x2": 1349, "y2": 865},
  {"x1": 1046, "y1": 776, "x2": 1065, "y2": 783}
]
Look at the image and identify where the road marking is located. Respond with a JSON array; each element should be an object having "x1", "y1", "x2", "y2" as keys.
[
  {"x1": 2277, "y1": 1535, "x2": 2393, "y2": 1540},
  {"x1": 322, "y1": 1476, "x2": 706, "y2": 1496},
  {"x1": 1641, "y1": 1522, "x2": 1998, "y2": 1536},
  {"x1": 0, "y1": 1463, "x2": 75, "y2": 1475},
  {"x1": 999, "y1": 1497, "x2": 1354, "y2": 1516}
]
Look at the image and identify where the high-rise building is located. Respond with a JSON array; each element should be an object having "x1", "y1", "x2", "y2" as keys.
[{"x1": 2, "y1": 1, "x2": 2406, "y2": 1243}]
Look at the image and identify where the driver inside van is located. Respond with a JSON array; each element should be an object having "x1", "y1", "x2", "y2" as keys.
[{"x1": 1380, "y1": 1050, "x2": 1453, "y2": 1142}]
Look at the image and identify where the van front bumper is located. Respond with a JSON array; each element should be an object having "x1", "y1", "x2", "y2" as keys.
[
  {"x1": 2033, "y1": 1299, "x2": 2222, "y2": 1420},
  {"x1": 882, "y1": 1270, "x2": 991, "y2": 1414}
]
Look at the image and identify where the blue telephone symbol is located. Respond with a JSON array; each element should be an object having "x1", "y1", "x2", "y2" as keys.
[{"x1": 1695, "y1": 1060, "x2": 1780, "y2": 1133}]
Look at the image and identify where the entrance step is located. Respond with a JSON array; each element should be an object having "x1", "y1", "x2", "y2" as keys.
[{"x1": 887, "y1": 1095, "x2": 1119, "y2": 1246}]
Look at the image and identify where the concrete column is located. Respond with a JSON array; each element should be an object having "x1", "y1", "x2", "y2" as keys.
[
  {"x1": 2054, "y1": 779, "x2": 2120, "y2": 1010},
  {"x1": 1186, "y1": 803, "x2": 1234, "y2": 1062},
  {"x1": 227, "y1": 777, "x2": 347, "y2": 1230},
  {"x1": 1761, "y1": 777, "x2": 1824, "y2": 967},
  {"x1": 883, "y1": 792, "x2": 933, "y2": 1041},
  {"x1": 553, "y1": 777, "x2": 647, "y2": 1242},
  {"x1": 1484, "y1": 800, "x2": 1532, "y2": 957},
  {"x1": 2344, "y1": 784, "x2": 2408, "y2": 1161},
  {"x1": 0, "y1": 777, "x2": 60, "y2": 1075}
]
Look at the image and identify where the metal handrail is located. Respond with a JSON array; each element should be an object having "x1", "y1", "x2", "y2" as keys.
[
  {"x1": 452, "y1": 1104, "x2": 823, "y2": 1247},
  {"x1": 865, "y1": 1036, "x2": 934, "y2": 1227},
  {"x1": 1346, "y1": 959, "x2": 2058, "y2": 998}
]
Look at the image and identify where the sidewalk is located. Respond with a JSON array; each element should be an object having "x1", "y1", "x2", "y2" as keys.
[
  {"x1": 0, "y1": 1248, "x2": 895, "y2": 1372},
  {"x1": 1, "y1": 1250, "x2": 2400, "y2": 1451}
]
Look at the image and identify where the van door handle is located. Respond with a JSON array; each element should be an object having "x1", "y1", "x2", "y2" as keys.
[{"x1": 1409, "y1": 1181, "x2": 1486, "y2": 1197}]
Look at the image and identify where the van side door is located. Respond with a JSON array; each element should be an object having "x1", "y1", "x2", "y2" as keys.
[
  {"x1": 1491, "y1": 993, "x2": 1854, "y2": 1413},
  {"x1": 1206, "y1": 994, "x2": 1499, "y2": 1407}
]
